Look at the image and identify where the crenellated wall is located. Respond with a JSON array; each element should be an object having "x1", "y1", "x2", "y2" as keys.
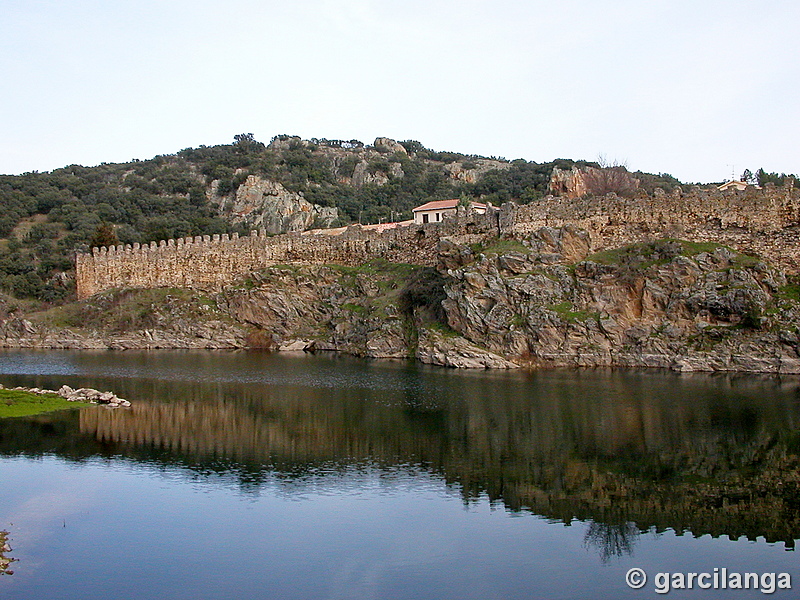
[
  {"x1": 76, "y1": 184, "x2": 800, "y2": 299},
  {"x1": 75, "y1": 210, "x2": 500, "y2": 298}
]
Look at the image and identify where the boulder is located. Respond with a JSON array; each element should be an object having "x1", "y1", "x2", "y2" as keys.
[{"x1": 213, "y1": 176, "x2": 338, "y2": 234}]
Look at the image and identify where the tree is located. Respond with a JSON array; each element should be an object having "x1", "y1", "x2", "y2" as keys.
[
  {"x1": 234, "y1": 133, "x2": 255, "y2": 145},
  {"x1": 89, "y1": 222, "x2": 118, "y2": 249},
  {"x1": 233, "y1": 133, "x2": 265, "y2": 153},
  {"x1": 756, "y1": 168, "x2": 799, "y2": 187},
  {"x1": 399, "y1": 140, "x2": 425, "y2": 154}
]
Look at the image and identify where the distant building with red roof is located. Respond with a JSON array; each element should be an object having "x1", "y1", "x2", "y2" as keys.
[
  {"x1": 717, "y1": 180, "x2": 761, "y2": 191},
  {"x1": 412, "y1": 199, "x2": 487, "y2": 225}
]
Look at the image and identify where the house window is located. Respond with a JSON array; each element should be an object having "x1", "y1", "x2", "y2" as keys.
[
  {"x1": 422, "y1": 213, "x2": 429, "y2": 223},
  {"x1": 436, "y1": 212, "x2": 440, "y2": 221}
]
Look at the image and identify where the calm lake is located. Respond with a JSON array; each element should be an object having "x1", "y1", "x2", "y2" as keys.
[{"x1": 1, "y1": 349, "x2": 799, "y2": 599}]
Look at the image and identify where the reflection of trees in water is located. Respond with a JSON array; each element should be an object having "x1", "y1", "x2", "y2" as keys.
[
  {"x1": 583, "y1": 521, "x2": 640, "y2": 562},
  {"x1": 6, "y1": 363, "x2": 800, "y2": 545}
]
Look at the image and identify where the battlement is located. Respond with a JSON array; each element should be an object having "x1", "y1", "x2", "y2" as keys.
[
  {"x1": 75, "y1": 208, "x2": 500, "y2": 298},
  {"x1": 76, "y1": 184, "x2": 800, "y2": 299}
]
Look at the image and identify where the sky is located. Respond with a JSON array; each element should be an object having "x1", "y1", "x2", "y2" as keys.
[{"x1": 0, "y1": 0, "x2": 797, "y2": 183}]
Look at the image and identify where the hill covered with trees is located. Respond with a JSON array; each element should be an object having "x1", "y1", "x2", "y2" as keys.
[{"x1": 0, "y1": 133, "x2": 791, "y2": 305}]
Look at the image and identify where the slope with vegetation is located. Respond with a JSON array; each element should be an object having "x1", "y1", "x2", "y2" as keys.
[{"x1": 0, "y1": 133, "x2": 708, "y2": 305}]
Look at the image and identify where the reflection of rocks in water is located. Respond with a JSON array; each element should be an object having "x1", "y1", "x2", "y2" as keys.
[
  {"x1": 0, "y1": 530, "x2": 16, "y2": 575},
  {"x1": 583, "y1": 521, "x2": 640, "y2": 562}
]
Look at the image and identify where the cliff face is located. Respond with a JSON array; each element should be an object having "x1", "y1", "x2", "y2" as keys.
[
  {"x1": 549, "y1": 165, "x2": 640, "y2": 198},
  {"x1": 4, "y1": 263, "x2": 517, "y2": 369},
  {"x1": 219, "y1": 264, "x2": 517, "y2": 368},
  {"x1": 439, "y1": 228, "x2": 800, "y2": 372}
]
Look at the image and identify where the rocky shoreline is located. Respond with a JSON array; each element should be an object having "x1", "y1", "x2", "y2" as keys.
[
  {"x1": 0, "y1": 530, "x2": 14, "y2": 576},
  {"x1": 3, "y1": 226, "x2": 800, "y2": 375},
  {"x1": 0, "y1": 384, "x2": 131, "y2": 408}
]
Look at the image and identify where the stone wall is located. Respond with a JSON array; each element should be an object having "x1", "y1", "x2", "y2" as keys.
[
  {"x1": 502, "y1": 183, "x2": 800, "y2": 272},
  {"x1": 76, "y1": 184, "x2": 800, "y2": 299},
  {"x1": 76, "y1": 209, "x2": 500, "y2": 298}
]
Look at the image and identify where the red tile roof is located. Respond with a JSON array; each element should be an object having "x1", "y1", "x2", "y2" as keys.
[{"x1": 412, "y1": 199, "x2": 487, "y2": 212}]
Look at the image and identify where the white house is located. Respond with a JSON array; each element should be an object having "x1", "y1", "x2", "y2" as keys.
[
  {"x1": 412, "y1": 199, "x2": 487, "y2": 225},
  {"x1": 717, "y1": 180, "x2": 761, "y2": 191}
]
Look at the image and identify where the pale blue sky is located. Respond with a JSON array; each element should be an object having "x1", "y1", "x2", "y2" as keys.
[{"x1": 1, "y1": 0, "x2": 797, "y2": 182}]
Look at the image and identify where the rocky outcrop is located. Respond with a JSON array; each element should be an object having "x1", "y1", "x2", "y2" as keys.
[
  {"x1": 351, "y1": 160, "x2": 404, "y2": 187},
  {"x1": 549, "y1": 165, "x2": 640, "y2": 198},
  {"x1": 56, "y1": 385, "x2": 131, "y2": 407},
  {"x1": 0, "y1": 530, "x2": 15, "y2": 575},
  {"x1": 416, "y1": 328, "x2": 518, "y2": 369},
  {"x1": 267, "y1": 135, "x2": 304, "y2": 151},
  {"x1": 213, "y1": 175, "x2": 338, "y2": 234},
  {"x1": 18, "y1": 263, "x2": 511, "y2": 368},
  {"x1": 0, "y1": 289, "x2": 249, "y2": 350},
  {"x1": 373, "y1": 137, "x2": 407, "y2": 154},
  {"x1": 0, "y1": 317, "x2": 247, "y2": 350},
  {"x1": 444, "y1": 159, "x2": 510, "y2": 184},
  {"x1": 220, "y1": 265, "x2": 514, "y2": 368},
  {"x1": 442, "y1": 231, "x2": 800, "y2": 373}
]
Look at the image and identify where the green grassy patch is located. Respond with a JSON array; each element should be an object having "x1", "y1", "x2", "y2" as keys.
[
  {"x1": 548, "y1": 301, "x2": 599, "y2": 323},
  {"x1": 676, "y1": 240, "x2": 725, "y2": 256},
  {"x1": 586, "y1": 239, "x2": 762, "y2": 273},
  {"x1": 729, "y1": 253, "x2": 763, "y2": 269},
  {"x1": 778, "y1": 283, "x2": 800, "y2": 303},
  {"x1": 511, "y1": 313, "x2": 527, "y2": 328},
  {"x1": 587, "y1": 242, "x2": 670, "y2": 269},
  {"x1": 425, "y1": 321, "x2": 460, "y2": 338},
  {"x1": 341, "y1": 302, "x2": 368, "y2": 314},
  {"x1": 327, "y1": 259, "x2": 418, "y2": 278},
  {"x1": 672, "y1": 239, "x2": 761, "y2": 267},
  {"x1": 0, "y1": 388, "x2": 91, "y2": 418}
]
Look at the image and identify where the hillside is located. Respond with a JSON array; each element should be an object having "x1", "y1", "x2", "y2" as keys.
[
  {"x1": 3, "y1": 153, "x2": 800, "y2": 372},
  {"x1": 0, "y1": 134, "x2": 686, "y2": 305}
]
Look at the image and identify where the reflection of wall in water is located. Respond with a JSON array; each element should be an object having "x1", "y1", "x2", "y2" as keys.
[{"x1": 78, "y1": 372, "x2": 800, "y2": 544}]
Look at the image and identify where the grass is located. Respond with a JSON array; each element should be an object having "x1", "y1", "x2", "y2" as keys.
[
  {"x1": 341, "y1": 302, "x2": 368, "y2": 314},
  {"x1": 0, "y1": 292, "x2": 43, "y2": 320},
  {"x1": 548, "y1": 301, "x2": 599, "y2": 323},
  {"x1": 587, "y1": 243, "x2": 668, "y2": 268},
  {"x1": 0, "y1": 388, "x2": 91, "y2": 418},
  {"x1": 729, "y1": 253, "x2": 763, "y2": 269},
  {"x1": 778, "y1": 283, "x2": 800, "y2": 303},
  {"x1": 673, "y1": 240, "x2": 761, "y2": 269},
  {"x1": 326, "y1": 259, "x2": 418, "y2": 278},
  {"x1": 425, "y1": 321, "x2": 460, "y2": 338},
  {"x1": 510, "y1": 314, "x2": 528, "y2": 328},
  {"x1": 676, "y1": 240, "x2": 725, "y2": 256},
  {"x1": 586, "y1": 239, "x2": 762, "y2": 272}
]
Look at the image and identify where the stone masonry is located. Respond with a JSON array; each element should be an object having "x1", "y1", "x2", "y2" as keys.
[
  {"x1": 75, "y1": 208, "x2": 500, "y2": 299},
  {"x1": 76, "y1": 184, "x2": 800, "y2": 299}
]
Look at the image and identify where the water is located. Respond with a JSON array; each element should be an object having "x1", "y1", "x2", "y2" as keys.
[{"x1": 1, "y1": 349, "x2": 799, "y2": 599}]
